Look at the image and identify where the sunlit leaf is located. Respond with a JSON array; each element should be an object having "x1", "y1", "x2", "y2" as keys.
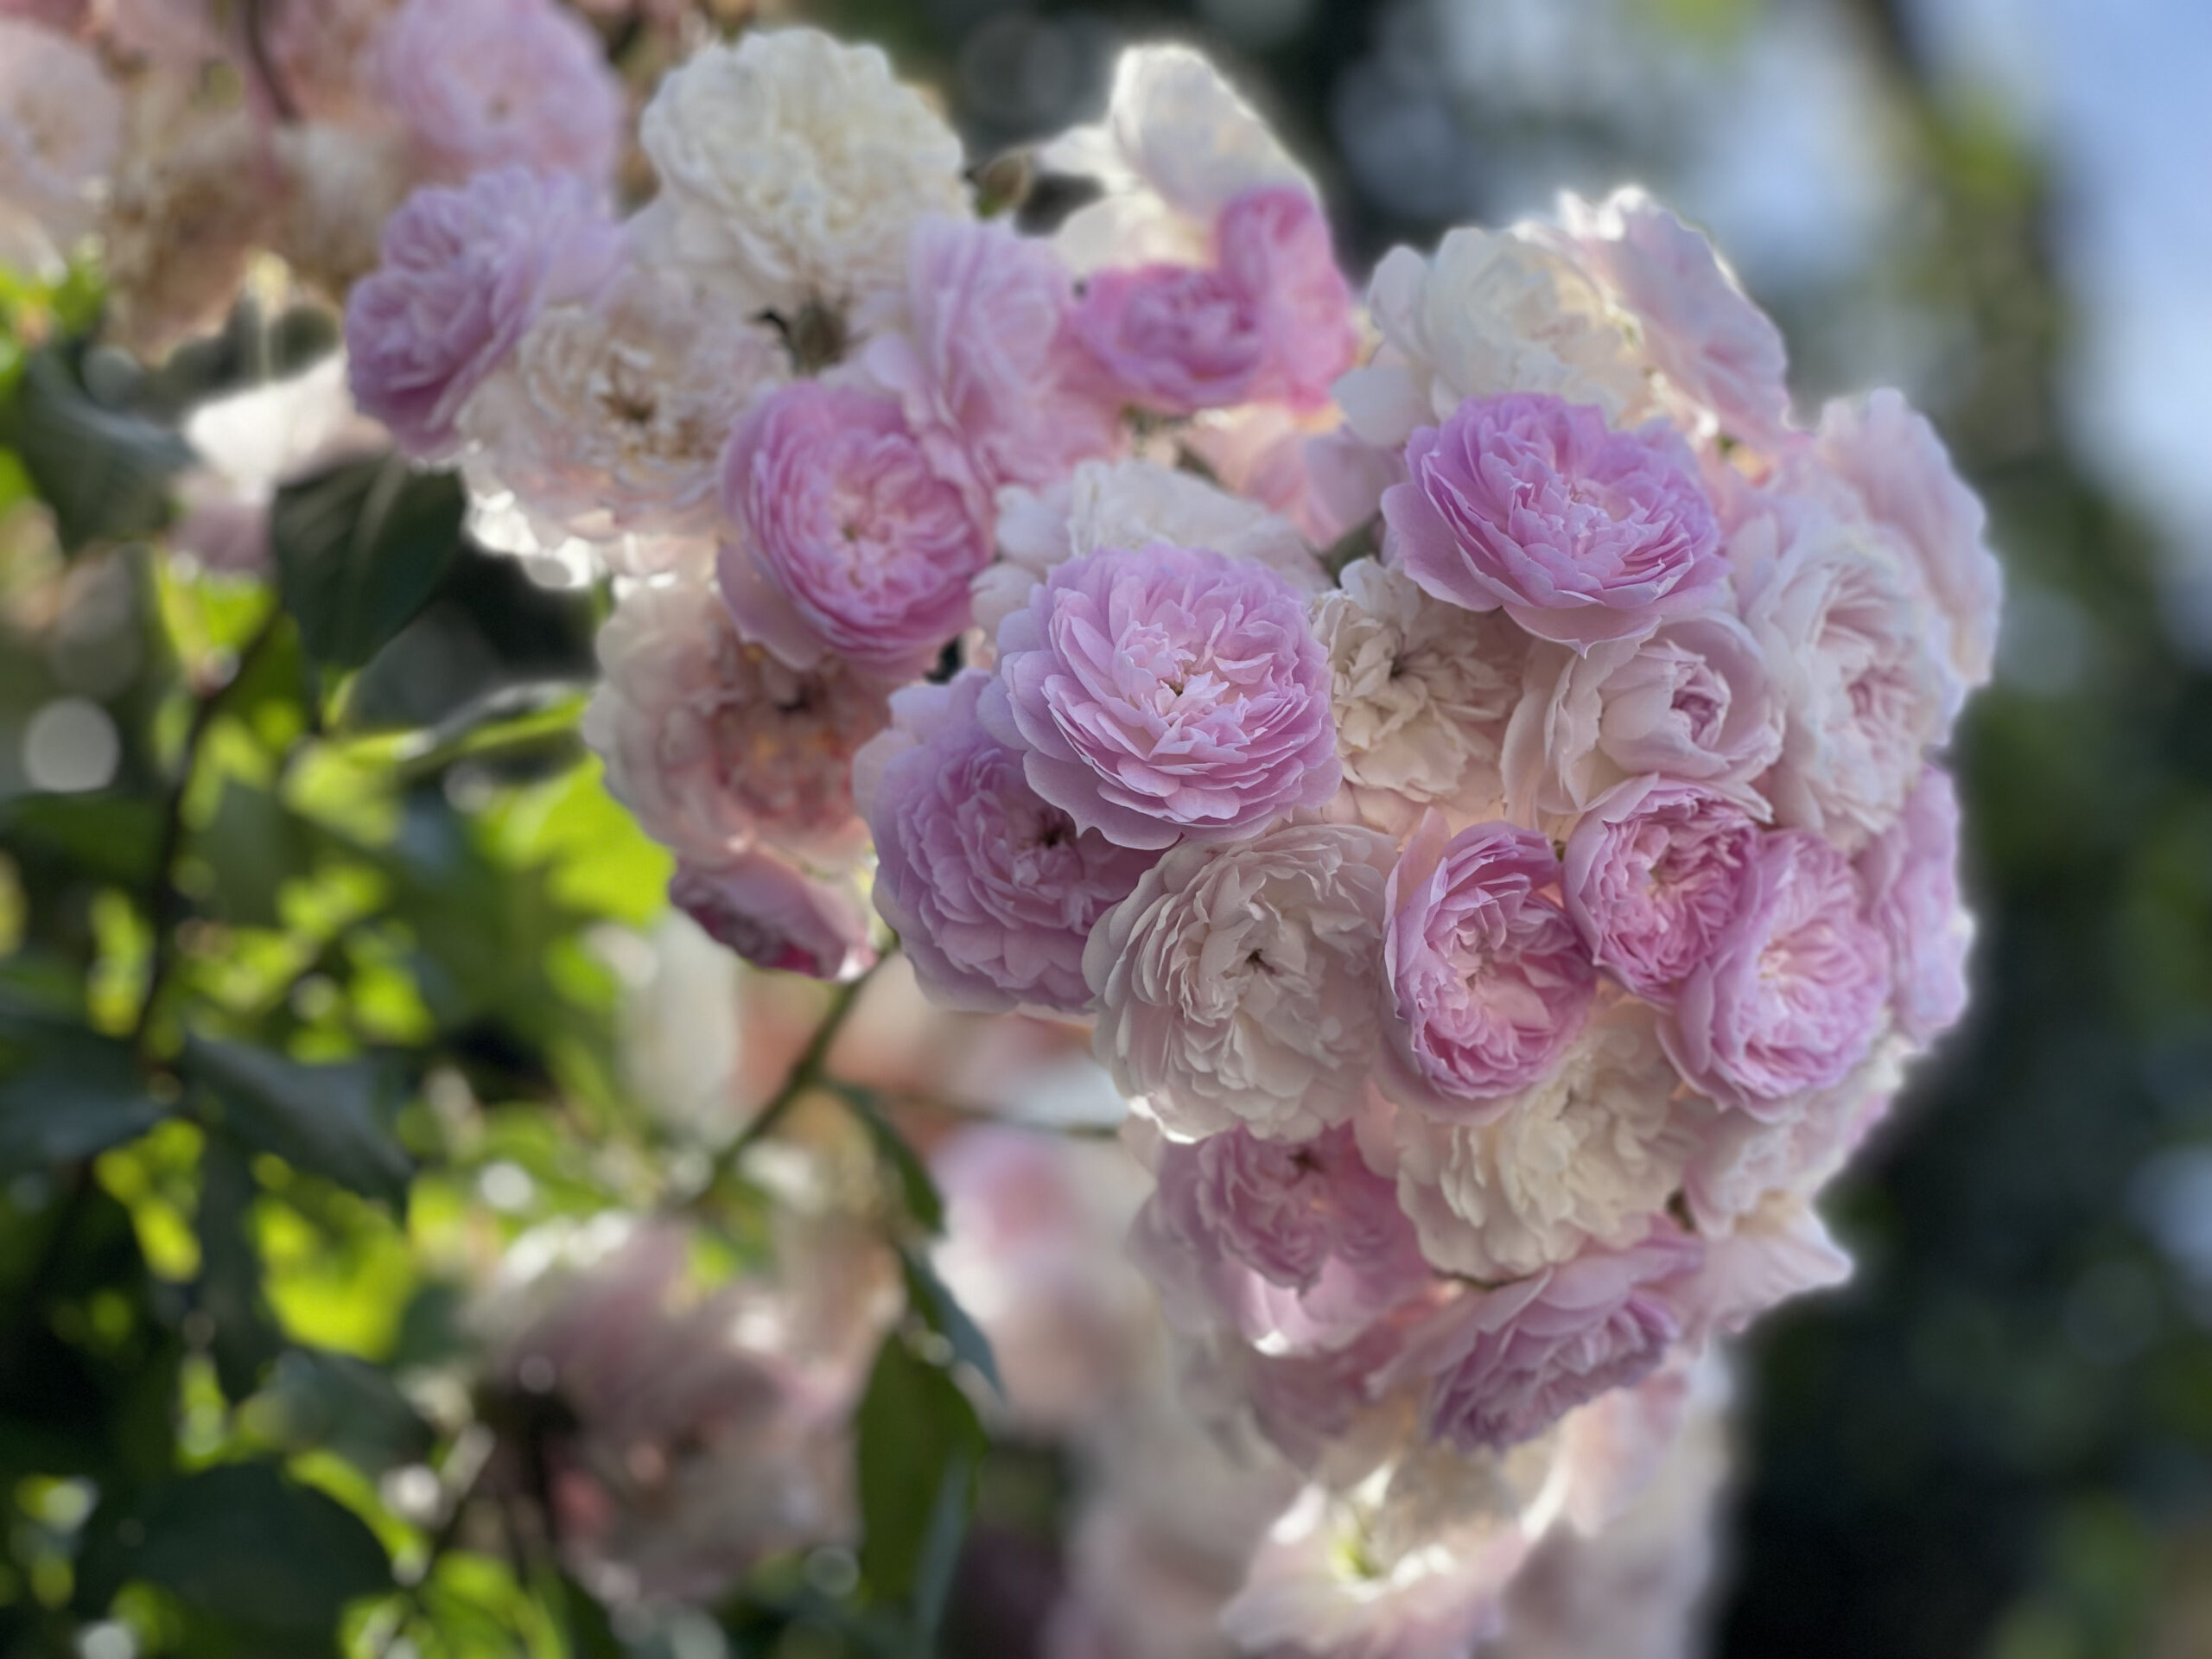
[{"x1": 185, "y1": 1038, "x2": 411, "y2": 1208}]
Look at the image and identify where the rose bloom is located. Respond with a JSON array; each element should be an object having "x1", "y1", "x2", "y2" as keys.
[
  {"x1": 1681, "y1": 1036, "x2": 1903, "y2": 1229},
  {"x1": 670, "y1": 852, "x2": 876, "y2": 983},
  {"x1": 983, "y1": 542, "x2": 1339, "y2": 850},
  {"x1": 1385, "y1": 392, "x2": 1726, "y2": 650},
  {"x1": 1386, "y1": 1224, "x2": 1705, "y2": 1453},
  {"x1": 855, "y1": 671, "x2": 1157, "y2": 1014},
  {"x1": 373, "y1": 0, "x2": 622, "y2": 187},
  {"x1": 270, "y1": 124, "x2": 416, "y2": 299},
  {"x1": 1815, "y1": 389, "x2": 2003, "y2": 690},
  {"x1": 346, "y1": 167, "x2": 618, "y2": 460},
  {"x1": 0, "y1": 18, "x2": 120, "y2": 255},
  {"x1": 1381, "y1": 812, "x2": 1597, "y2": 1117},
  {"x1": 1857, "y1": 765, "x2": 1971, "y2": 1046},
  {"x1": 258, "y1": 0, "x2": 404, "y2": 124},
  {"x1": 1381, "y1": 1003, "x2": 1700, "y2": 1281},
  {"x1": 1311, "y1": 558, "x2": 1522, "y2": 825},
  {"x1": 1560, "y1": 188, "x2": 1793, "y2": 451},
  {"x1": 639, "y1": 27, "x2": 969, "y2": 310},
  {"x1": 1737, "y1": 493, "x2": 1959, "y2": 850},
  {"x1": 1336, "y1": 227, "x2": 1645, "y2": 452},
  {"x1": 980, "y1": 457, "x2": 1323, "y2": 644},
  {"x1": 861, "y1": 216, "x2": 1121, "y2": 501},
  {"x1": 1084, "y1": 822, "x2": 1395, "y2": 1141},
  {"x1": 1563, "y1": 778, "x2": 1762, "y2": 1004},
  {"x1": 1662, "y1": 825, "x2": 1891, "y2": 1116},
  {"x1": 718, "y1": 382, "x2": 991, "y2": 678},
  {"x1": 1500, "y1": 609, "x2": 1782, "y2": 825},
  {"x1": 460, "y1": 257, "x2": 788, "y2": 550},
  {"x1": 581, "y1": 563, "x2": 887, "y2": 868}
]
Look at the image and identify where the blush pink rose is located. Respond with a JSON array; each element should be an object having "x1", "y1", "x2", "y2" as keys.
[
  {"x1": 1563, "y1": 777, "x2": 1761, "y2": 1005},
  {"x1": 717, "y1": 382, "x2": 992, "y2": 678},
  {"x1": 1383, "y1": 1224, "x2": 1704, "y2": 1453},
  {"x1": 1384, "y1": 391, "x2": 1726, "y2": 649},
  {"x1": 1211, "y1": 185, "x2": 1360, "y2": 410},
  {"x1": 670, "y1": 851, "x2": 877, "y2": 982},
  {"x1": 1381, "y1": 811, "x2": 1597, "y2": 1117},
  {"x1": 345, "y1": 167, "x2": 618, "y2": 459},
  {"x1": 861, "y1": 216, "x2": 1122, "y2": 500},
  {"x1": 1856, "y1": 764, "x2": 1971, "y2": 1045},
  {"x1": 1662, "y1": 826, "x2": 1891, "y2": 1116},
  {"x1": 982, "y1": 542, "x2": 1339, "y2": 850},
  {"x1": 854, "y1": 671, "x2": 1157, "y2": 1014}
]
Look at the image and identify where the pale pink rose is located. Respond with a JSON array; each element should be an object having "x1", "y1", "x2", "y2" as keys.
[
  {"x1": 1815, "y1": 388, "x2": 2002, "y2": 689},
  {"x1": 1563, "y1": 778, "x2": 1761, "y2": 1005},
  {"x1": 1380, "y1": 811, "x2": 1597, "y2": 1117},
  {"x1": 982, "y1": 542, "x2": 1339, "y2": 850},
  {"x1": 1675, "y1": 1198, "x2": 1852, "y2": 1338},
  {"x1": 855, "y1": 671, "x2": 1157, "y2": 1014},
  {"x1": 1084, "y1": 822, "x2": 1395, "y2": 1142},
  {"x1": 0, "y1": 18, "x2": 121, "y2": 251},
  {"x1": 258, "y1": 0, "x2": 404, "y2": 123},
  {"x1": 1662, "y1": 827, "x2": 1890, "y2": 1116},
  {"x1": 860, "y1": 216, "x2": 1122, "y2": 502},
  {"x1": 718, "y1": 382, "x2": 992, "y2": 678},
  {"x1": 1560, "y1": 188, "x2": 1793, "y2": 449},
  {"x1": 670, "y1": 852, "x2": 876, "y2": 982},
  {"x1": 1501, "y1": 609, "x2": 1783, "y2": 824},
  {"x1": 1680, "y1": 1038, "x2": 1903, "y2": 1230},
  {"x1": 580, "y1": 564, "x2": 887, "y2": 868},
  {"x1": 1211, "y1": 186, "x2": 1360, "y2": 412},
  {"x1": 372, "y1": 0, "x2": 622, "y2": 187},
  {"x1": 1855, "y1": 764, "x2": 1971, "y2": 1045},
  {"x1": 1385, "y1": 393, "x2": 1726, "y2": 650},
  {"x1": 1385, "y1": 1224, "x2": 1705, "y2": 1453}
]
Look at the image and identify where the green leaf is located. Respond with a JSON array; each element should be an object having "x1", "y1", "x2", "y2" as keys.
[
  {"x1": 856, "y1": 1333, "x2": 983, "y2": 1613},
  {"x1": 75, "y1": 1460, "x2": 391, "y2": 1636},
  {"x1": 240, "y1": 1348, "x2": 434, "y2": 1474},
  {"x1": 195, "y1": 1136, "x2": 281, "y2": 1402},
  {"x1": 194, "y1": 779, "x2": 310, "y2": 931},
  {"x1": 901, "y1": 1249, "x2": 1002, "y2": 1397},
  {"x1": 841, "y1": 1085, "x2": 945, "y2": 1234},
  {"x1": 184, "y1": 1038, "x2": 411, "y2": 1207},
  {"x1": 0, "y1": 1018, "x2": 165, "y2": 1176},
  {"x1": 0, "y1": 792, "x2": 163, "y2": 887},
  {"x1": 0, "y1": 350, "x2": 191, "y2": 550},
  {"x1": 270, "y1": 454, "x2": 465, "y2": 671}
]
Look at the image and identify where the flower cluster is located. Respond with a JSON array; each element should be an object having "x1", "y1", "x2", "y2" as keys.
[{"x1": 352, "y1": 24, "x2": 1998, "y2": 1653}]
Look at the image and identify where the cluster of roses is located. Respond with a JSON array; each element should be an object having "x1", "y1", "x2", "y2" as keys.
[
  {"x1": 0, "y1": 0, "x2": 643, "y2": 353},
  {"x1": 343, "y1": 23, "x2": 1999, "y2": 1653}
]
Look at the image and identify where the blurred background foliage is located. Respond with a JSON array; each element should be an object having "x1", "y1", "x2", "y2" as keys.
[{"x1": 1, "y1": 0, "x2": 2208, "y2": 1655}]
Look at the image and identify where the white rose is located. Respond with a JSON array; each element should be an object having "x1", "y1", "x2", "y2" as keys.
[
  {"x1": 1040, "y1": 42, "x2": 1313, "y2": 275},
  {"x1": 1084, "y1": 822, "x2": 1396, "y2": 1142},
  {"x1": 1500, "y1": 609, "x2": 1783, "y2": 827},
  {"x1": 1737, "y1": 496, "x2": 1960, "y2": 850},
  {"x1": 0, "y1": 20, "x2": 120, "y2": 259},
  {"x1": 1312, "y1": 557, "x2": 1521, "y2": 823},
  {"x1": 1336, "y1": 227, "x2": 1646, "y2": 450},
  {"x1": 639, "y1": 28, "x2": 969, "y2": 313},
  {"x1": 1383, "y1": 1004, "x2": 1700, "y2": 1281},
  {"x1": 1681, "y1": 1035, "x2": 1906, "y2": 1230},
  {"x1": 459, "y1": 259, "x2": 787, "y2": 553}
]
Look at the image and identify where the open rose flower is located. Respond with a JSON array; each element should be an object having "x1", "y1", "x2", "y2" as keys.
[
  {"x1": 1381, "y1": 812, "x2": 1597, "y2": 1117},
  {"x1": 855, "y1": 671, "x2": 1157, "y2": 1014},
  {"x1": 1662, "y1": 826, "x2": 1891, "y2": 1116},
  {"x1": 346, "y1": 167, "x2": 618, "y2": 460},
  {"x1": 718, "y1": 382, "x2": 991, "y2": 678},
  {"x1": 1380, "y1": 1003, "x2": 1700, "y2": 1281},
  {"x1": 1084, "y1": 822, "x2": 1395, "y2": 1141},
  {"x1": 670, "y1": 852, "x2": 876, "y2": 983},
  {"x1": 982, "y1": 542, "x2": 1339, "y2": 850},
  {"x1": 0, "y1": 18, "x2": 121, "y2": 257},
  {"x1": 1385, "y1": 391, "x2": 1726, "y2": 649},
  {"x1": 1563, "y1": 778, "x2": 1761, "y2": 1003},
  {"x1": 1857, "y1": 764, "x2": 1972, "y2": 1046},
  {"x1": 1385, "y1": 1224, "x2": 1705, "y2": 1453}
]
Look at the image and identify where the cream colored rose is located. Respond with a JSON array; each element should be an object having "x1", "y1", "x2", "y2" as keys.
[
  {"x1": 0, "y1": 19, "x2": 121, "y2": 260},
  {"x1": 639, "y1": 28, "x2": 969, "y2": 313}
]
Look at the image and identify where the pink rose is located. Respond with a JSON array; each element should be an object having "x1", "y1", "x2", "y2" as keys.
[
  {"x1": 861, "y1": 216, "x2": 1122, "y2": 500},
  {"x1": 670, "y1": 852, "x2": 876, "y2": 982},
  {"x1": 855, "y1": 671, "x2": 1157, "y2": 1014},
  {"x1": 1381, "y1": 811, "x2": 1597, "y2": 1116},
  {"x1": 1856, "y1": 764, "x2": 1971, "y2": 1045},
  {"x1": 717, "y1": 382, "x2": 992, "y2": 678},
  {"x1": 345, "y1": 167, "x2": 617, "y2": 459},
  {"x1": 1385, "y1": 1225, "x2": 1704, "y2": 1453},
  {"x1": 1662, "y1": 827, "x2": 1890, "y2": 1116},
  {"x1": 1563, "y1": 777, "x2": 1760, "y2": 1004},
  {"x1": 982, "y1": 542, "x2": 1339, "y2": 850},
  {"x1": 1211, "y1": 185, "x2": 1360, "y2": 410},
  {"x1": 1384, "y1": 392, "x2": 1726, "y2": 649}
]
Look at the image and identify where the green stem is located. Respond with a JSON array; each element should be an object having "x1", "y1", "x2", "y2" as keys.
[{"x1": 699, "y1": 953, "x2": 887, "y2": 1193}]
